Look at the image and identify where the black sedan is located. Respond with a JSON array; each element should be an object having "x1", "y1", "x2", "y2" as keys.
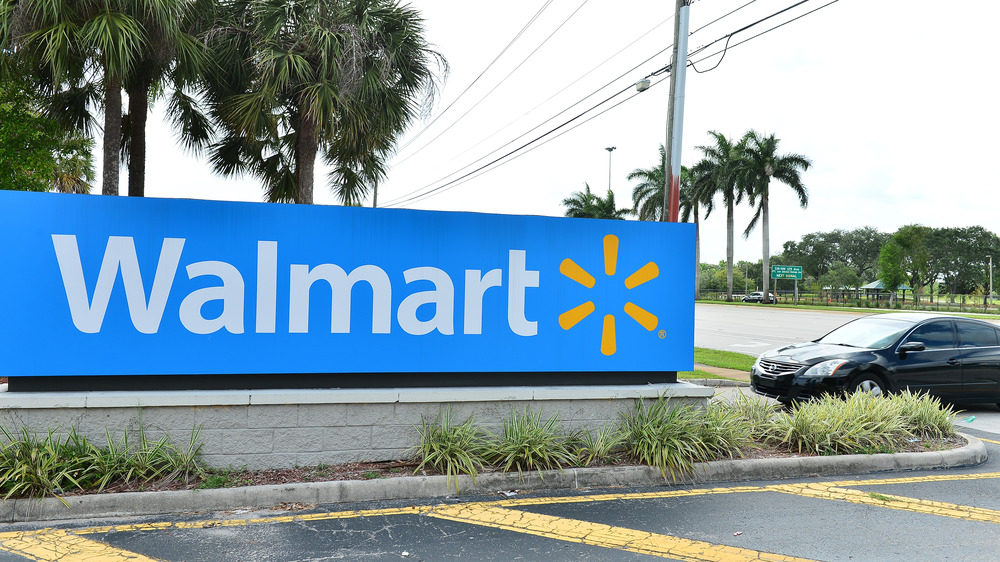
[{"x1": 751, "y1": 313, "x2": 1000, "y2": 405}]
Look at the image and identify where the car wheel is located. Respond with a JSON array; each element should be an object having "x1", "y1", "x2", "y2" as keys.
[{"x1": 851, "y1": 374, "x2": 887, "y2": 397}]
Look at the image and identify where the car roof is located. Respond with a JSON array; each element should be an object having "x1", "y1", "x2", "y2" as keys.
[{"x1": 859, "y1": 312, "x2": 994, "y2": 325}]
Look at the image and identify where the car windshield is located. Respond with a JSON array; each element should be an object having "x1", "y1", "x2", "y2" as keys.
[{"x1": 816, "y1": 317, "x2": 914, "y2": 349}]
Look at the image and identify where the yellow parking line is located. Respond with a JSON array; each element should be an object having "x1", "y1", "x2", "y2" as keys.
[
  {"x1": 0, "y1": 528, "x2": 159, "y2": 561},
  {"x1": 427, "y1": 504, "x2": 814, "y2": 562},
  {"x1": 980, "y1": 438, "x2": 1000, "y2": 445},
  {"x1": 823, "y1": 471, "x2": 1000, "y2": 487},
  {"x1": 772, "y1": 483, "x2": 1000, "y2": 524}
]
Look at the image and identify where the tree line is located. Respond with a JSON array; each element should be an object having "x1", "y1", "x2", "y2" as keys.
[
  {"x1": 698, "y1": 225, "x2": 999, "y2": 305},
  {"x1": 0, "y1": 0, "x2": 444, "y2": 203}
]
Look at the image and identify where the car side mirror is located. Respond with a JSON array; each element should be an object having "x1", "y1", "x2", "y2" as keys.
[{"x1": 898, "y1": 341, "x2": 925, "y2": 359}]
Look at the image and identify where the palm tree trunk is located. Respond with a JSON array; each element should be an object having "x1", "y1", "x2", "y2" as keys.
[
  {"x1": 295, "y1": 112, "x2": 318, "y2": 204},
  {"x1": 102, "y1": 76, "x2": 122, "y2": 196},
  {"x1": 761, "y1": 189, "x2": 771, "y2": 304},
  {"x1": 694, "y1": 211, "x2": 701, "y2": 300},
  {"x1": 127, "y1": 79, "x2": 151, "y2": 197},
  {"x1": 725, "y1": 200, "x2": 734, "y2": 301}
]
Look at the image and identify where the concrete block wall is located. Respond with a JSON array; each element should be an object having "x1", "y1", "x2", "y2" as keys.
[{"x1": 0, "y1": 384, "x2": 713, "y2": 470}]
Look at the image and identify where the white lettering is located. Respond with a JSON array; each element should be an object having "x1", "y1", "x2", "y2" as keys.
[
  {"x1": 398, "y1": 267, "x2": 455, "y2": 335},
  {"x1": 289, "y1": 264, "x2": 391, "y2": 334},
  {"x1": 507, "y1": 250, "x2": 539, "y2": 336},
  {"x1": 463, "y1": 269, "x2": 502, "y2": 334},
  {"x1": 178, "y1": 261, "x2": 245, "y2": 334},
  {"x1": 256, "y1": 241, "x2": 277, "y2": 333},
  {"x1": 52, "y1": 235, "x2": 183, "y2": 334}
]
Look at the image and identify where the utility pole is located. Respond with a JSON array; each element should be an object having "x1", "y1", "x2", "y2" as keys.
[{"x1": 660, "y1": 0, "x2": 691, "y2": 223}]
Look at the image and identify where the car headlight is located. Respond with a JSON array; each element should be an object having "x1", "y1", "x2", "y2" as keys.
[{"x1": 802, "y1": 359, "x2": 849, "y2": 377}]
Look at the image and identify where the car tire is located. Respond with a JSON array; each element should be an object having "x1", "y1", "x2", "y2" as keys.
[{"x1": 850, "y1": 374, "x2": 887, "y2": 397}]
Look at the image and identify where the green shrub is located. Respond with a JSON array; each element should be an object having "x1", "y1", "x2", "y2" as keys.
[
  {"x1": 729, "y1": 393, "x2": 781, "y2": 441},
  {"x1": 621, "y1": 398, "x2": 708, "y2": 481},
  {"x1": 890, "y1": 390, "x2": 957, "y2": 439},
  {"x1": 700, "y1": 400, "x2": 752, "y2": 459},
  {"x1": 488, "y1": 407, "x2": 577, "y2": 480},
  {"x1": 0, "y1": 425, "x2": 205, "y2": 503},
  {"x1": 411, "y1": 408, "x2": 490, "y2": 493},
  {"x1": 574, "y1": 423, "x2": 625, "y2": 467},
  {"x1": 766, "y1": 392, "x2": 910, "y2": 455}
]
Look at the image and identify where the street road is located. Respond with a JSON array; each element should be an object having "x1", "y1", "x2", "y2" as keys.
[{"x1": 695, "y1": 303, "x2": 867, "y2": 356}]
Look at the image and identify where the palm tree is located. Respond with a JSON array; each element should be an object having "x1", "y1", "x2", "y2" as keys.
[
  {"x1": 679, "y1": 172, "x2": 711, "y2": 300},
  {"x1": 629, "y1": 145, "x2": 707, "y2": 298},
  {"x1": 2, "y1": 0, "x2": 155, "y2": 197},
  {"x1": 121, "y1": 0, "x2": 209, "y2": 197},
  {"x1": 693, "y1": 131, "x2": 745, "y2": 302},
  {"x1": 738, "y1": 130, "x2": 811, "y2": 304},
  {"x1": 628, "y1": 144, "x2": 667, "y2": 221},
  {"x1": 563, "y1": 183, "x2": 631, "y2": 219},
  {"x1": 202, "y1": 0, "x2": 445, "y2": 205}
]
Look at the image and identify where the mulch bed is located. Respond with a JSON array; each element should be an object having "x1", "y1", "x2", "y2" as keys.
[{"x1": 57, "y1": 435, "x2": 966, "y2": 498}]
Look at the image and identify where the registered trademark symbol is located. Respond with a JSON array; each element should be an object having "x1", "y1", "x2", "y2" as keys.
[{"x1": 658, "y1": 330, "x2": 666, "y2": 339}]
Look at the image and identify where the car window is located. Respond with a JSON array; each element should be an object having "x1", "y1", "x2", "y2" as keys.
[
  {"x1": 957, "y1": 321, "x2": 1000, "y2": 348},
  {"x1": 904, "y1": 321, "x2": 955, "y2": 350}
]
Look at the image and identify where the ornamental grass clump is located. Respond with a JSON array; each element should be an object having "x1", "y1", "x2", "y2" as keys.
[
  {"x1": 488, "y1": 407, "x2": 577, "y2": 480},
  {"x1": 0, "y1": 425, "x2": 204, "y2": 505},
  {"x1": 699, "y1": 400, "x2": 753, "y2": 460},
  {"x1": 890, "y1": 390, "x2": 958, "y2": 439},
  {"x1": 574, "y1": 423, "x2": 625, "y2": 467},
  {"x1": 729, "y1": 393, "x2": 782, "y2": 441},
  {"x1": 412, "y1": 407, "x2": 490, "y2": 494},
  {"x1": 0, "y1": 428, "x2": 91, "y2": 505},
  {"x1": 767, "y1": 392, "x2": 910, "y2": 455},
  {"x1": 620, "y1": 397, "x2": 708, "y2": 481}
]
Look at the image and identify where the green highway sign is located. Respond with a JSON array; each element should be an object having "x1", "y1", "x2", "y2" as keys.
[{"x1": 771, "y1": 265, "x2": 803, "y2": 280}]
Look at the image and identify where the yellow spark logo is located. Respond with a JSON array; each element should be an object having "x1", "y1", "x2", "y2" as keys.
[{"x1": 558, "y1": 234, "x2": 660, "y2": 356}]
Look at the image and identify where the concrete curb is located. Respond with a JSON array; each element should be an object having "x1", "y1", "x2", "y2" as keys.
[
  {"x1": 686, "y1": 379, "x2": 751, "y2": 388},
  {"x1": 2, "y1": 433, "x2": 987, "y2": 523}
]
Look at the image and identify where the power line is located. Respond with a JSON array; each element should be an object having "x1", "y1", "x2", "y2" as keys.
[
  {"x1": 453, "y1": 16, "x2": 672, "y2": 161},
  {"x1": 392, "y1": 0, "x2": 589, "y2": 167},
  {"x1": 390, "y1": 76, "x2": 670, "y2": 208},
  {"x1": 385, "y1": 0, "x2": 840, "y2": 208},
  {"x1": 383, "y1": 81, "x2": 637, "y2": 208},
  {"x1": 392, "y1": 0, "x2": 557, "y2": 158}
]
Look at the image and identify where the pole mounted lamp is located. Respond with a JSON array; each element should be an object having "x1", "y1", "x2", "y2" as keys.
[{"x1": 605, "y1": 147, "x2": 616, "y2": 192}]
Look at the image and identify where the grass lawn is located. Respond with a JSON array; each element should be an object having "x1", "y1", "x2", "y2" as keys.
[{"x1": 693, "y1": 347, "x2": 756, "y2": 371}]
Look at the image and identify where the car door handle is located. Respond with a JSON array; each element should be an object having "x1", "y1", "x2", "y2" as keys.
[{"x1": 947, "y1": 358, "x2": 961, "y2": 366}]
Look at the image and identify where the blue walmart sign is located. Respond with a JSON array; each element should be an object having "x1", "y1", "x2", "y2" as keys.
[{"x1": 0, "y1": 191, "x2": 694, "y2": 376}]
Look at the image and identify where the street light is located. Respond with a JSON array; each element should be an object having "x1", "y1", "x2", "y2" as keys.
[{"x1": 605, "y1": 147, "x2": 616, "y2": 192}]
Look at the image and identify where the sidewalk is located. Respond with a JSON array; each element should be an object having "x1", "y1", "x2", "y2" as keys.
[{"x1": 688, "y1": 363, "x2": 751, "y2": 386}]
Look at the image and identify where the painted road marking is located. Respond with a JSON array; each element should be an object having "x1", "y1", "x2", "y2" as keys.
[
  {"x1": 7, "y1": 471, "x2": 1000, "y2": 561},
  {"x1": 427, "y1": 504, "x2": 813, "y2": 562},
  {"x1": 0, "y1": 528, "x2": 159, "y2": 561},
  {"x1": 772, "y1": 483, "x2": 1000, "y2": 524},
  {"x1": 980, "y1": 437, "x2": 1000, "y2": 445}
]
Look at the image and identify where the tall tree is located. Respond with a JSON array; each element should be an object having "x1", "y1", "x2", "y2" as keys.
[
  {"x1": 562, "y1": 183, "x2": 631, "y2": 220},
  {"x1": 202, "y1": 0, "x2": 445, "y2": 205},
  {"x1": 629, "y1": 146, "x2": 707, "y2": 297},
  {"x1": 878, "y1": 240, "x2": 907, "y2": 307},
  {"x1": 121, "y1": 0, "x2": 209, "y2": 197},
  {"x1": 2, "y1": 0, "x2": 152, "y2": 196},
  {"x1": 629, "y1": 144, "x2": 666, "y2": 221},
  {"x1": 678, "y1": 168, "x2": 709, "y2": 299},
  {"x1": 693, "y1": 131, "x2": 744, "y2": 302},
  {"x1": 738, "y1": 130, "x2": 811, "y2": 304}
]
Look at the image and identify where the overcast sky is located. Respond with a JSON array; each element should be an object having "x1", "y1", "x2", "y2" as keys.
[{"x1": 131, "y1": 0, "x2": 1000, "y2": 266}]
